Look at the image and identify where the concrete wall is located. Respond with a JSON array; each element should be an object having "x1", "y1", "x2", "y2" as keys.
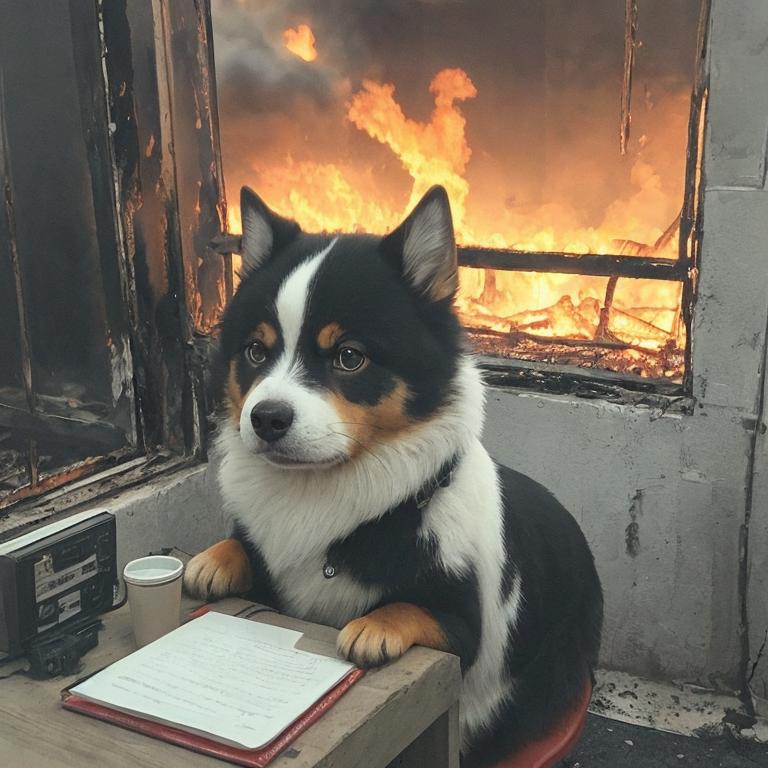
[
  {"x1": 487, "y1": 0, "x2": 768, "y2": 690},
  {"x1": 109, "y1": 465, "x2": 226, "y2": 574},
  {"x1": 743, "y1": 0, "x2": 768, "y2": 708},
  {"x1": 750, "y1": 341, "x2": 768, "y2": 715}
]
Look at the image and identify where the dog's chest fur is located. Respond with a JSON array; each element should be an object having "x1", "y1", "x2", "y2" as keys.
[
  {"x1": 216, "y1": 412, "x2": 522, "y2": 746},
  {"x1": 217, "y1": 420, "x2": 504, "y2": 630}
]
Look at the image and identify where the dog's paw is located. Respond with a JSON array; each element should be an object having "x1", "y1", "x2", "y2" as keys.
[
  {"x1": 183, "y1": 538, "x2": 252, "y2": 600},
  {"x1": 336, "y1": 603, "x2": 447, "y2": 668}
]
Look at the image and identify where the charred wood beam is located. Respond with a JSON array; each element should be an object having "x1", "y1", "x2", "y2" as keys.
[
  {"x1": 0, "y1": 72, "x2": 38, "y2": 489},
  {"x1": 621, "y1": 0, "x2": 638, "y2": 155},
  {"x1": 0, "y1": 402, "x2": 127, "y2": 451},
  {"x1": 468, "y1": 326, "x2": 666, "y2": 356},
  {"x1": 596, "y1": 276, "x2": 619, "y2": 340},
  {"x1": 457, "y1": 246, "x2": 689, "y2": 281},
  {"x1": 69, "y1": 0, "x2": 137, "y2": 448},
  {"x1": 476, "y1": 355, "x2": 688, "y2": 403},
  {"x1": 102, "y1": 0, "x2": 226, "y2": 460},
  {"x1": 0, "y1": 87, "x2": 33, "y2": 415},
  {"x1": 210, "y1": 237, "x2": 690, "y2": 282},
  {"x1": 679, "y1": 0, "x2": 711, "y2": 396},
  {"x1": 103, "y1": 0, "x2": 191, "y2": 455},
  {"x1": 0, "y1": 452, "x2": 131, "y2": 511}
]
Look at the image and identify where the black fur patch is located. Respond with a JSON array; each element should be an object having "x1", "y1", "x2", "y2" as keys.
[
  {"x1": 325, "y1": 493, "x2": 481, "y2": 671},
  {"x1": 301, "y1": 238, "x2": 462, "y2": 417},
  {"x1": 232, "y1": 522, "x2": 282, "y2": 611}
]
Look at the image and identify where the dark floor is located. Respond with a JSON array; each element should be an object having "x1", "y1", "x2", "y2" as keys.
[{"x1": 562, "y1": 715, "x2": 768, "y2": 767}]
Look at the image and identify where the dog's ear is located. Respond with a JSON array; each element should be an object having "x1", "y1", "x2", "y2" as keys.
[
  {"x1": 380, "y1": 186, "x2": 457, "y2": 302},
  {"x1": 240, "y1": 187, "x2": 301, "y2": 272}
]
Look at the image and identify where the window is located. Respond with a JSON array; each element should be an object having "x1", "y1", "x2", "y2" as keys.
[
  {"x1": 212, "y1": 0, "x2": 706, "y2": 390},
  {"x1": 0, "y1": 1, "x2": 227, "y2": 513}
]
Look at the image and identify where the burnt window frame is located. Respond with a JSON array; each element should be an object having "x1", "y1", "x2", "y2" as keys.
[
  {"x1": 454, "y1": 0, "x2": 710, "y2": 399},
  {"x1": 0, "y1": 0, "x2": 229, "y2": 518}
]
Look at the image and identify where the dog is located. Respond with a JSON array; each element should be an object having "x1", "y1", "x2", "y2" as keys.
[{"x1": 184, "y1": 184, "x2": 603, "y2": 767}]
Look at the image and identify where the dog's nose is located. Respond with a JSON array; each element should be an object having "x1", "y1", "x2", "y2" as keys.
[{"x1": 250, "y1": 400, "x2": 294, "y2": 443}]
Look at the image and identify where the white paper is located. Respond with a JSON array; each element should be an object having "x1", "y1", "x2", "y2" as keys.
[{"x1": 71, "y1": 612, "x2": 354, "y2": 749}]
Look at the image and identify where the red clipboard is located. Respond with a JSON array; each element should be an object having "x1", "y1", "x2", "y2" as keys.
[{"x1": 61, "y1": 666, "x2": 365, "y2": 767}]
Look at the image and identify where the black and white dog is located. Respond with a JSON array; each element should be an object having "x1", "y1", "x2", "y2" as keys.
[{"x1": 185, "y1": 185, "x2": 603, "y2": 767}]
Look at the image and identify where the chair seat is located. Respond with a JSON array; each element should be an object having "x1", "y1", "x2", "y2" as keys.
[{"x1": 492, "y1": 679, "x2": 592, "y2": 768}]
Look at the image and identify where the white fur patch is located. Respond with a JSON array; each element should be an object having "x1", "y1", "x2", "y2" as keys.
[
  {"x1": 420, "y1": 438, "x2": 522, "y2": 743},
  {"x1": 275, "y1": 239, "x2": 338, "y2": 361},
  {"x1": 221, "y1": 359, "x2": 484, "y2": 608},
  {"x1": 239, "y1": 239, "x2": 346, "y2": 463}
]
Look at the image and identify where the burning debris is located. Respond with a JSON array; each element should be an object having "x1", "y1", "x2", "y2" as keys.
[{"x1": 212, "y1": 0, "x2": 700, "y2": 381}]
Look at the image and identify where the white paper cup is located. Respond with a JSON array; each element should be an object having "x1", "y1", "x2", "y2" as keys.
[{"x1": 123, "y1": 555, "x2": 184, "y2": 647}]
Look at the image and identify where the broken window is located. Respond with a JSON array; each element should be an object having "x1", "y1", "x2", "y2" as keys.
[{"x1": 1, "y1": 1, "x2": 227, "y2": 512}]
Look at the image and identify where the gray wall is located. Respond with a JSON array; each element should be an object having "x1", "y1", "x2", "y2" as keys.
[
  {"x1": 111, "y1": 465, "x2": 226, "y2": 573},
  {"x1": 487, "y1": 0, "x2": 768, "y2": 693}
]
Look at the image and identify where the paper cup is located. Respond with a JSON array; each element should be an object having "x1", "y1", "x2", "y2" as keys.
[{"x1": 123, "y1": 555, "x2": 184, "y2": 647}]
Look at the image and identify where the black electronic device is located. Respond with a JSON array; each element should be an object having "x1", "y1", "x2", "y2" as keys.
[{"x1": 0, "y1": 510, "x2": 117, "y2": 660}]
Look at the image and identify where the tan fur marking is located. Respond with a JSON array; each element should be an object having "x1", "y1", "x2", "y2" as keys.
[
  {"x1": 183, "y1": 538, "x2": 252, "y2": 599},
  {"x1": 317, "y1": 322, "x2": 344, "y2": 351},
  {"x1": 337, "y1": 603, "x2": 448, "y2": 667},
  {"x1": 249, "y1": 321, "x2": 278, "y2": 349},
  {"x1": 226, "y1": 323, "x2": 276, "y2": 426},
  {"x1": 325, "y1": 380, "x2": 413, "y2": 458},
  {"x1": 226, "y1": 361, "x2": 245, "y2": 426}
]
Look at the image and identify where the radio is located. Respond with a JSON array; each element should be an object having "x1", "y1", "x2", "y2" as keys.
[{"x1": 0, "y1": 509, "x2": 117, "y2": 660}]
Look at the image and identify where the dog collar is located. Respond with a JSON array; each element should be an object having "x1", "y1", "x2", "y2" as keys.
[
  {"x1": 413, "y1": 453, "x2": 460, "y2": 509},
  {"x1": 322, "y1": 453, "x2": 461, "y2": 579}
]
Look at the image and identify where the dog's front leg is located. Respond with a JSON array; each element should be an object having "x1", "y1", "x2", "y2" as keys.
[
  {"x1": 183, "y1": 538, "x2": 253, "y2": 600},
  {"x1": 337, "y1": 602, "x2": 450, "y2": 667}
]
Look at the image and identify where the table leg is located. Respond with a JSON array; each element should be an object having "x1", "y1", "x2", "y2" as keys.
[{"x1": 390, "y1": 701, "x2": 460, "y2": 768}]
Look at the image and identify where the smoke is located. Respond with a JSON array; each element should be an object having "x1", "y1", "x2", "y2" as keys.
[{"x1": 211, "y1": 0, "x2": 341, "y2": 118}]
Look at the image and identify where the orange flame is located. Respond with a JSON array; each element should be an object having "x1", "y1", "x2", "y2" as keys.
[
  {"x1": 225, "y1": 62, "x2": 686, "y2": 378},
  {"x1": 348, "y1": 69, "x2": 476, "y2": 231},
  {"x1": 282, "y1": 24, "x2": 317, "y2": 62}
]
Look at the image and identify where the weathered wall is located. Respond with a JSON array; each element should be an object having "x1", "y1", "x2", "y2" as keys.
[
  {"x1": 738, "y1": 0, "x2": 768, "y2": 710},
  {"x1": 487, "y1": 0, "x2": 768, "y2": 691},
  {"x1": 750, "y1": 338, "x2": 768, "y2": 715},
  {"x1": 110, "y1": 465, "x2": 226, "y2": 573}
]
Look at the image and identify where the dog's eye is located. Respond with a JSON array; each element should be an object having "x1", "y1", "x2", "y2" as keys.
[
  {"x1": 334, "y1": 346, "x2": 366, "y2": 372},
  {"x1": 245, "y1": 340, "x2": 267, "y2": 366}
]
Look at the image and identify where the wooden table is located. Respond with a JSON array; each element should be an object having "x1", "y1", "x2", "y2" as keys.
[{"x1": 0, "y1": 598, "x2": 461, "y2": 768}]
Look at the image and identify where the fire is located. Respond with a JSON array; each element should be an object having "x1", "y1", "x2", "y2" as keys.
[
  {"x1": 282, "y1": 24, "x2": 317, "y2": 62},
  {"x1": 226, "y1": 43, "x2": 686, "y2": 378},
  {"x1": 348, "y1": 68, "x2": 476, "y2": 229}
]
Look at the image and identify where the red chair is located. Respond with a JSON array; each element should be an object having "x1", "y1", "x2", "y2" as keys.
[{"x1": 492, "y1": 679, "x2": 592, "y2": 768}]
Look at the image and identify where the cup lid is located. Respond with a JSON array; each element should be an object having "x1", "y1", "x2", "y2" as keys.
[{"x1": 123, "y1": 555, "x2": 184, "y2": 586}]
